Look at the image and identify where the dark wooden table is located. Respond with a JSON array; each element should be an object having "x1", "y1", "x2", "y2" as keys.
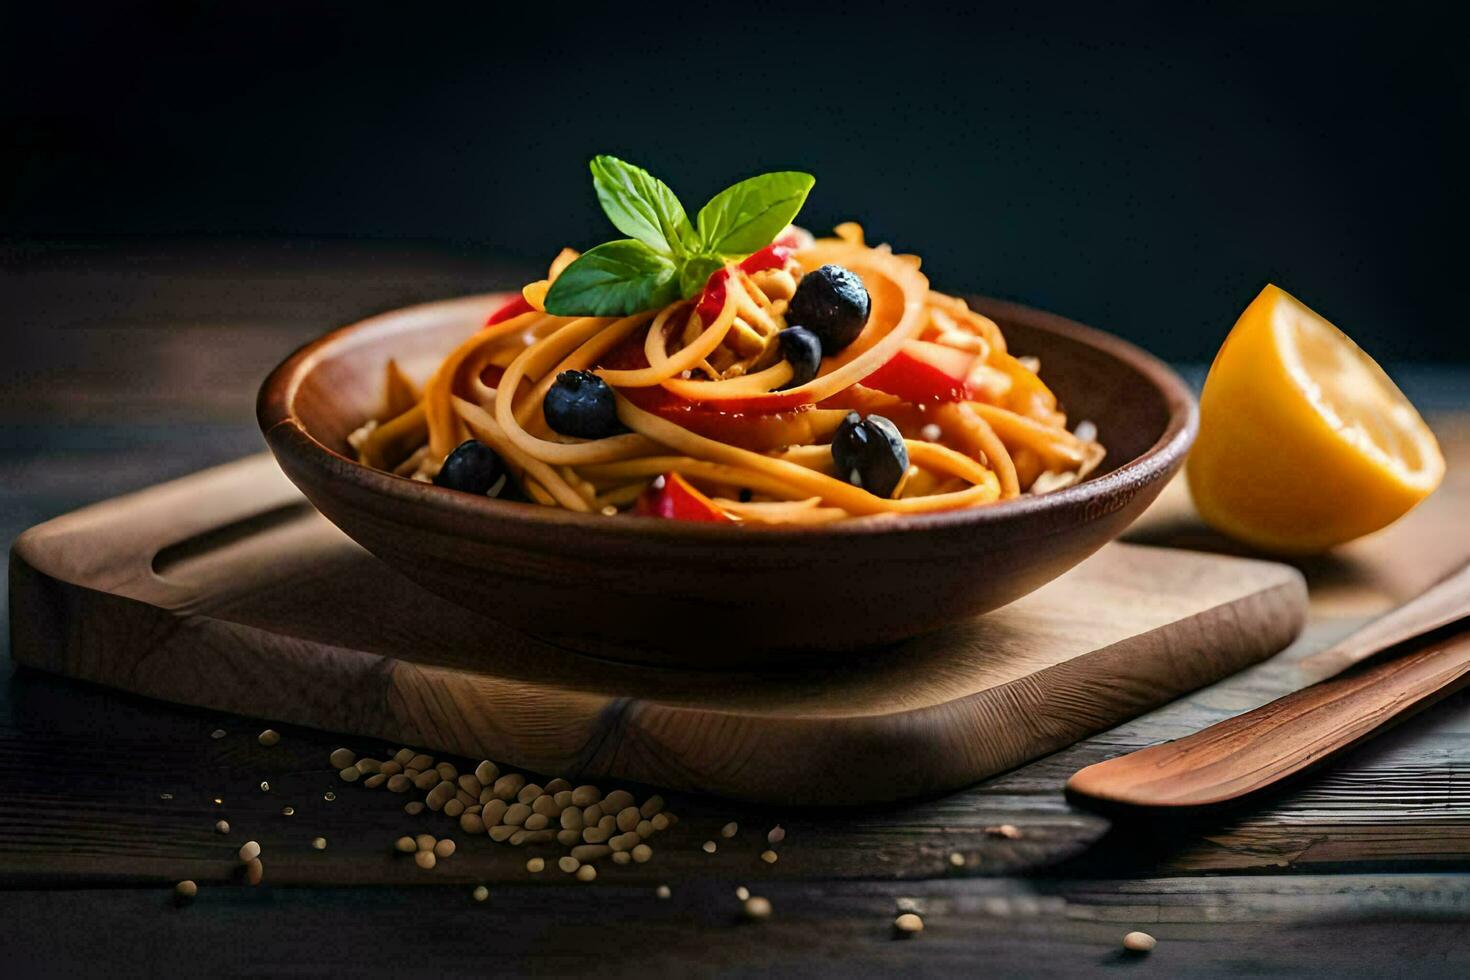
[{"x1": 4, "y1": 240, "x2": 1469, "y2": 978}]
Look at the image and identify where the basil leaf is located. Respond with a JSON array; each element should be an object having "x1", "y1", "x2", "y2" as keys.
[
  {"x1": 678, "y1": 254, "x2": 727, "y2": 300},
  {"x1": 696, "y1": 171, "x2": 815, "y2": 256},
  {"x1": 589, "y1": 155, "x2": 697, "y2": 255},
  {"x1": 543, "y1": 239, "x2": 681, "y2": 317}
]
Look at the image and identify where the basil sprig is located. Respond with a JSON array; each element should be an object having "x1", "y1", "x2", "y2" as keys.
[{"x1": 545, "y1": 156, "x2": 814, "y2": 317}]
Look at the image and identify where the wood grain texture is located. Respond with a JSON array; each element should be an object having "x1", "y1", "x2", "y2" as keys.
[
  {"x1": 9, "y1": 454, "x2": 1304, "y2": 805},
  {"x1": 5, "y1": 876, "x2": 1469, "y2": 979},
  {"x1": 257, "y1": 292, "x2": 1197, "y2": 661}
]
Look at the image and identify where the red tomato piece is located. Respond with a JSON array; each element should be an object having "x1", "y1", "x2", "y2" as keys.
[
  {"x1": 635, "y1": 472, "x2": 733, "y2": 522},
  {"x1": 860, "y1": 340, "x2": 977, "y2": 404},
  {"x1": 484, "y1": 293, "x2": 534, "y2": 327}
]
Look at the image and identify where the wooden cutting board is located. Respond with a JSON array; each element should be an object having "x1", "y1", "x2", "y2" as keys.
[{"x1": 8, "y1": 454, "x2": 1306, "y2": 805}]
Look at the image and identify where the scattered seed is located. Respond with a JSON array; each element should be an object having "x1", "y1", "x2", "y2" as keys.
[
  {"x1": 393, "y1": 748, "x2": 415, "y2": 765},
  {"x1": 702, "y1": 841, "x2": 717, "y2": 854},
  {"x1": 585, "y1": 805, "x2": 607, "y2": 825},
  {"x1": 395, "y1": 836, "x2": 416, "y2": 853},
  {"x1": 210, "y1": 729, "x2": 227, "y2": 740},
  {"x1": 743, "y1": 896, "x2": 772, "y2": 920},
  {"x1": 175, "y1": 880, "x2": 197, "y2": 900},
  {"x1": 458, "y1": 774, "x2": 482, "y2": 797},
  {"x1": 415, "y1": 850, "x2": 437, "y2": 870},
  {"x1": 532, "y1": 795, "x2": 561, "y2": 817},
  {"x1": 434, "y1": 838, "x2": 456, "y2": 859},
  {"x1": 444, "y1": 799, "x2": 465, "y2": 818},
  {"x1": 415, "y1": 834, "x2": 436, "y2": 852},
  {"x1": 735, "y1": 886, "x2": 750, "y2": 901},
  {"x1": 238, "y1": 841, "x2": 261, "y2": 864},
  {"x1": 517, "y1": 783, "x2": 543, "y2": 804},
  {"x1": 474, "y1": 761, "x2": 499, "y2": 785},
  {"x1": 571, "y1": 844, "x2": 612, "y2": 863},
  {"x1": 503, "y1": 802, "x2": 532, "y2": 827},
  {"x1": 948, "y1": 852, "x2": 965, "y2": 868},
  {"x1": 553, "y1": 791, "x2": 574, "y2": 808},
  {"x1": 561, "y1": 808, "x2": 585, "y2": 832},
  {"x1": 489, "y1": 825, "x2": 516, "y2": 842},
  {"x1": 426, "y1": 782, "x2": 456, "y2": 811},
  {"x1": 281, "y1": 806, "x2": 295, "y2": 817},
  {"x1": 767, "y1": 826, "x2": 785, "y2": 845},
  {"x1": 639, "y1": 795, "x2": 665, "y2": 818},
  {"x1": 379, "y1": 761, "x2": 402, "y2": 776},
  {"x1": 632, "y1": 844, "x2": 653, "y2": 864},
  {"x1": 721, "y1": 821, "x2": 739, "y2": 839},
  {"x1": 576, "y1": 864, "x2": 597, "y2": 882},
  {"x1": 616, "y1": 807, "x2": 640, "y2": 832},
  {"x1": 412, "y1": 770, "x2": 440, "y2": 791},
  {"x1": 563, "y1": 829, "x2": 587, "y2": 846},
  {"x1": 460, "y1": 813, "x2": 486, "y2": 835},
  {"x1": 160, "y1": 793, "x2": 174, "y2": 800},
  {"x1": 337, "y1": 768, "x2": 359, "y2": 784},
  {"x1": 364, "y1": 773, "x2": 388, "y2": 789},
  {"x1": 469, "y1": 885, "x2": 489, "y2": 903},
  {"x1": 526, "y1": 858, "x2": 545, "y2": 873},
  {"x1": 611, "y1": 850, "x2": 631, "y2": 864},
  {"x1": 985, "y1": 824, "x2": 1021, "y2": 839},
  {"x1": 610, "y1": 833, "x2": 640, "y2": 852},
  {"x1": 215, "y1": 820, "x2": 230, "y2": 834},
  {"x1": 311, "y1": 837, "x2": 326, "y2": 850},
  {"x1": 355, "y1": 758, "x2": 381, "y2": 776},
  {"x1": 258, "y1": 729, "x2": 281, "y2": 747},
  {"x1": 544, "y1": 778, "x2": 572, "y2": 794},
  {"x1": 894, "y1": 913, "x2": 924, "y2": 935},
  {"x1": 435, "y1": 762, "x2": 458, "y2": 781},
  {"x1": 408, "y1": 753, "x2": 434, "y2": 771},
  {"x1": 245, "y1": 858, "x2": 264, "y2": 886},
  {"x1": 521, "y1": 829, "x2": 557, "y2": 844},
  {"x1": 571, "y1": 785, "x2": 601, "y2": 807},
  {"x1": 761, "y1": 850, "x2": 778, "y2": 864},
  {"x1": 650, "y1": 813, "x2": 670, "y2": 832},
  {"x1": 656, "y1": 885, "x2": 671, "y2": 899},
  {"x1": 387, "y1": 774, "x2": 411, "y2": 793},
  {"x1": 405, "y1": 801, "x2": 425, "y2": 815},
  {"x1": 1123, "y1": 931, "x2": 1157, "y2": 953},
  {"x1": 493, "y1": 774, "x2": 526, "y2": 801},
  {"x1": 559, "y1": 856, "x2": 581, "y2": 874},
  {"x1": 482, "y1": 800, "x2": 508, "y2": 825},
  {"x1": 601, "y1": 789, "x2": 634, "y2": 812},
  {"x1": 213, "y1": 798, "x2": 223, "y2": 806},
  {"x1": 323, "y1": 791, "x2": 336, "y2": 802}
]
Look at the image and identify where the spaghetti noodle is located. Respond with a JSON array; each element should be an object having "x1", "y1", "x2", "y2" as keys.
[{"x1": 350, "y1": 224, "x2": 1104, "y2": 524}]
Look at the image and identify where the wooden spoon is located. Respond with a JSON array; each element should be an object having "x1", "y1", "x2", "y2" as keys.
[{"x1": 1067, "y1": 561, "x2": 1470, "y2": 809}]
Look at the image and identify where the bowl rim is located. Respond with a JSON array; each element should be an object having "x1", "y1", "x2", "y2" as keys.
[{"x1": 258, "y1": 291, "x2": 1198, "y2": 541}]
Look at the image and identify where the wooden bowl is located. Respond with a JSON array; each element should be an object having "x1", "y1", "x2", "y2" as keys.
[{"x1": 258, "y1": 293, "x2": 1196, "y2": 666}]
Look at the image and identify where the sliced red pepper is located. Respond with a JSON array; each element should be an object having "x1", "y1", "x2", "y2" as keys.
[
  {"x1": 693, "y1": 240, "x2": 799, "y2": 323},
  {"x1": 860, "y1": 340, "x2": 977, "y2": 404},
  {"x1": 484, "y1": 293, "x2": 534, "y2": 328},
  {"x1": 635, "y1": 472, "x2": 733, "y2": 522}
]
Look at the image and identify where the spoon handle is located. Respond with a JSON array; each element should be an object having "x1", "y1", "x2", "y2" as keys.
[{"x1": 1067, "y1": 560, "x2": 1470, "y2": 810}]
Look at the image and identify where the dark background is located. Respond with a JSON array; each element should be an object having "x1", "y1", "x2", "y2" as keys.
[{"x1": 3, "y1": 1, "x2": 1466, "y2": 363}]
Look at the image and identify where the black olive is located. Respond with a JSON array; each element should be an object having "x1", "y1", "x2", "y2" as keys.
[
  {"x1": 831, "y1": 412, "x2": 909, "y2": 498},
  {"x1": 543, "y1": 370, "x2": 622, "y2": 439},
  {"x1": 787, "y1": 264, "x2": 871, "y2": 355},
  {"x1": 776, "y1": 326, "x2": 822, "y2": 389},
  {"x1": 433, "y1": 439, "x2": 507, "y2": 496}
]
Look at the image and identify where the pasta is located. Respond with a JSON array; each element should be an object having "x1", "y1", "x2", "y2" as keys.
[{"x1": 350, "y1": 223, "x2": 1104, "y2": 525}]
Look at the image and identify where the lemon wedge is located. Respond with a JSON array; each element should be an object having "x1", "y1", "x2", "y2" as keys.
[{"x1": 1186, "y1": 284, "x2": 1444, "y2": 554}]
